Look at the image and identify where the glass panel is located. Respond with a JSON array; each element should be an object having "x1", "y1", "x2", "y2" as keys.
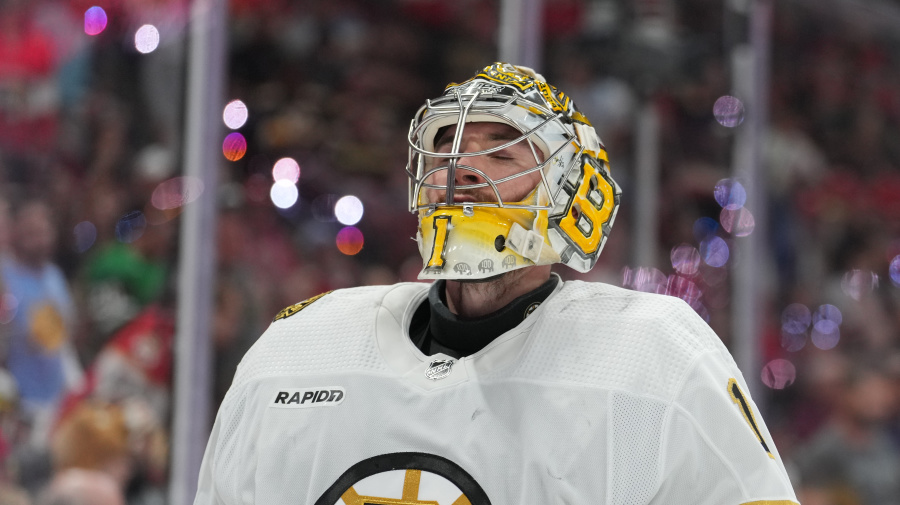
[{"x1": 0, "y1": 0, "x2": 189, "y2": 498}]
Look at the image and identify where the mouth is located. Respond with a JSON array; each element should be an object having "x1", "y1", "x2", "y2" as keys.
[
  {"x1": 452, "y1": 194, "x2": 478, "y2": 203},
  {"x1": 424, "y1": 190, "x2": 496, "y2": 206}
]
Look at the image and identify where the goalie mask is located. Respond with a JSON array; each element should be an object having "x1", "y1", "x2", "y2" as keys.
[{"x1": 407, "y1": 62, "x2": 621, "y2": 280}]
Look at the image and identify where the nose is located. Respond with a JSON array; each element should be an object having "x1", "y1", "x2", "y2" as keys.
[
  {"x1": 421, "y1": 157, "x2": 489, "y2": 206},
  {"x1": 453, "y1": 160, "x2": 486, "y2": 188},
  {"x1": 451, "y1": 136, "x2": 489, "y2": 187},
  {"x1": 444, "y1": 154, "x2": 494, "y2": 205}
]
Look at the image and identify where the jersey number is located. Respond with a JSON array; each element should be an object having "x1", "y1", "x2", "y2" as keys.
[{"x1": 728, "y1": 378, "x2": 774, "y2": 459}]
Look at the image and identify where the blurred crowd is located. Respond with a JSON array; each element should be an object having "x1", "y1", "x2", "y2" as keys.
[{"x1": 0, "y1": 0, "x2": 899, "y2": 503}]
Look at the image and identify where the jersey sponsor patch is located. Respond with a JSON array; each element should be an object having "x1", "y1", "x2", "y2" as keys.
[
  {"x1": 315, "y1": 452, "x2": 491, "y2": 505},
  {"x1": 270, "y1": 387, "x2": 345, "y2": 408}
]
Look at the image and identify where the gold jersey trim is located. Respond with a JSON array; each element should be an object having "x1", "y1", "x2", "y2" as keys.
[
  {"x1": 740, "y1": 501, "x2": 800, "y2": 505},
  {"x1": 273, "y1": 291, "x2": 333, "y2": 322}
]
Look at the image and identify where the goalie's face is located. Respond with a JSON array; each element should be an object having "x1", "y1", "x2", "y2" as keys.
[
  {"x1": 408, "y1": 63, "x2": 621, "y2": 280},
  {"x1": 423, "y1": 122, "x2": 544, "y2": 206}
]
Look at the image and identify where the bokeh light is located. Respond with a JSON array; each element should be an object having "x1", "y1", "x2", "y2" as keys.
[
  {"x1": 0, "y1": 294, "x2": 19, "y2": 324},
  {"x1": 223, "y1": 132, "x2": 247, "y2": 161},
  {"x1": 670, "y1": 244, "x2": 701, "y2": 276},
  {"x1": 272, "y1": 157, "x2": 300, "y2": 183},
  {"x1": 714, "y1": 179, "x2": 747, "y2": 209},
  {"x1": 700, "y1": 235, "x2": 729, "y2": 267},
  {"x1": 151, "y1": 176, "x2": 205, "y2": 210},
  {"x1": 781, "y1": 303, "x2": 811, "y2": 334},
  {"x1": 814, "y1": 304, "x2": 843, "y2": 326},
  {"x1": 811, "y1": 304, "x2": 842, "y2": 350},
  {"x1": 336, "y1": 226, "x2": 364, "y2": 255},
  {"x1": 135, "y1": 24, "x2": 160, "y2": 53},
  {"x1": 840, "y1": 269, "x2": 878, "y2": 301},
  {"x1": 621, "y1": 267, "x2": 634, "y2": 288},
  {"x1": 811, "y1": 320, "x2": 840, "y2": 350},
  {"x1": 692, "y1": 217, "x2": 719, "y2": 242},
  {"x1": 84, "y1": 6, "x2": 108, "y2": 36},
  {"x1": 622, "y1": 266, "x2": 667, "y2": 294},
  {"x1": 781, "y1": 329, "x2": 807, "y2": 352},
  {"x1": 719, "y1": 207, "x2": 755, "y2": 236},
  {"x1": 713, "y1": 95, "x2": 745, "y2": 127},
  {"x1": 666, "y1": 275, "x2": 702, "y2": 305},
  {"x1": 761, "y1": 359, "x2": 796, "y2": 390},
  {"x1": 116, "y1": 211, "x2": 146, "y2": 243},
  {"x1": 891, "y1": 255, "x2": 900, "y2": 287},
  {"x1": 270, "y1": 180, "x2": 298, "y2": 209},
  {"x1": 73, "y1": 221, "x2": 97, "y2": 253},
  {"x1": 335, "y1": 195, "x2": 364, "y2": 226},
  {"x1": 223, "y1": 99, "x2": 248, "y2": 129}
]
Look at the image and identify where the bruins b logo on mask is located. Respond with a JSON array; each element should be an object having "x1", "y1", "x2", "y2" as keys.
[{"x1": 315, "y1": 452, "x2": 490, "y2": 505}]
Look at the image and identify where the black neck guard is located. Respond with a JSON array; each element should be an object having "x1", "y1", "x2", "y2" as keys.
[{"x1": 409, "y1": 274, "x2": 559, "y2": 359}]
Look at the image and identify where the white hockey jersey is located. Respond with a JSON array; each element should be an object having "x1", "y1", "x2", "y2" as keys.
[{"x1": 194, "y1": 280, "x2": 799, "y2": 505}]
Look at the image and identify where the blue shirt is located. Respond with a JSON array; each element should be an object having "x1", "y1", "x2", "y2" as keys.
[{"x1": 1, "y1": 256, "x2": 74, "y2": 405}]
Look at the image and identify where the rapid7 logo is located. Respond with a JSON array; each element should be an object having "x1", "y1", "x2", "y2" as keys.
[{"x1": 270, "y1": 387, "x2": 345, "y2": 409}]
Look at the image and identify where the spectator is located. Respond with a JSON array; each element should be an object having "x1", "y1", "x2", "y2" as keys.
[
  {"x1": 36, "y1": 468, "x2": 124, "y2": 505},
  {"x1": 0, "y1": 0, "x2": 58, "y2": 156},
  {"x1": 793, "y1": 360, "x2": 900, "y2": 505},
  {"x1": 51, "y1": 396, "x2": 169, "y2": 505},
  {"x1": 0, "y1": 367, "x2": 30, "y2": 501},
  {"x1": 0, "y1": 199, "x2": 81, "y2": 447},
  {"x1": 62, "y1": 304, "x2": 174, "y2": 426},
  {"x1": 78, "y1": 215, "x2": 173, "y2": 363},
  {"x1": 50, "y1": 401, "x2": 130, "y2": 489}
]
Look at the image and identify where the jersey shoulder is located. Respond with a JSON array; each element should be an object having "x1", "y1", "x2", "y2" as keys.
[
  {"x1": 554, "y1": 280, "x2": 723, "y2": 350},
  {"x1": 503, "y1": 280, "x2": 733, "y2": 401},
  {"x1": 228, "y1": 283, "x2": 428, "y2": 393}
]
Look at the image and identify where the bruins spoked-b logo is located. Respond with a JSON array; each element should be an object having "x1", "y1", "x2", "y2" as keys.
[{"x1": 315, "y1": 452, "x2": 490, "y2": 505}]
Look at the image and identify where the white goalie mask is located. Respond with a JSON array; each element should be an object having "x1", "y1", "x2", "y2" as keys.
[{"x1": 406, "y1": 62, "x2": 621, "y2": 280}]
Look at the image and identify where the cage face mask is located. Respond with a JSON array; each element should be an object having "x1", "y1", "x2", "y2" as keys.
[{"x1": 406, "y1": 62, "x2": 621, "y2": 280}]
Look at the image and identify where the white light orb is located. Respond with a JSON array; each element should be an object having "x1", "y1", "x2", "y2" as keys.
[{"x1": 334, "y1": 195, "x2": 364, "y2": 225}]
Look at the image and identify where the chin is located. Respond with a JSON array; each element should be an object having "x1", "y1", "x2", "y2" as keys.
[{"x1": 456, "y1": 272, "x2": 509, "y2": 284}]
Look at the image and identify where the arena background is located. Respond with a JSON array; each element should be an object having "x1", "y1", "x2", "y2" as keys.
[{"x1": 1, "y1": 0, "x2": 899, "y2": 504}]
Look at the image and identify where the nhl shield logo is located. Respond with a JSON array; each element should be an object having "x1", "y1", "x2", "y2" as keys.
[{"x1": 425, "y1": 359, "x2": 454, "y2": 381}]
